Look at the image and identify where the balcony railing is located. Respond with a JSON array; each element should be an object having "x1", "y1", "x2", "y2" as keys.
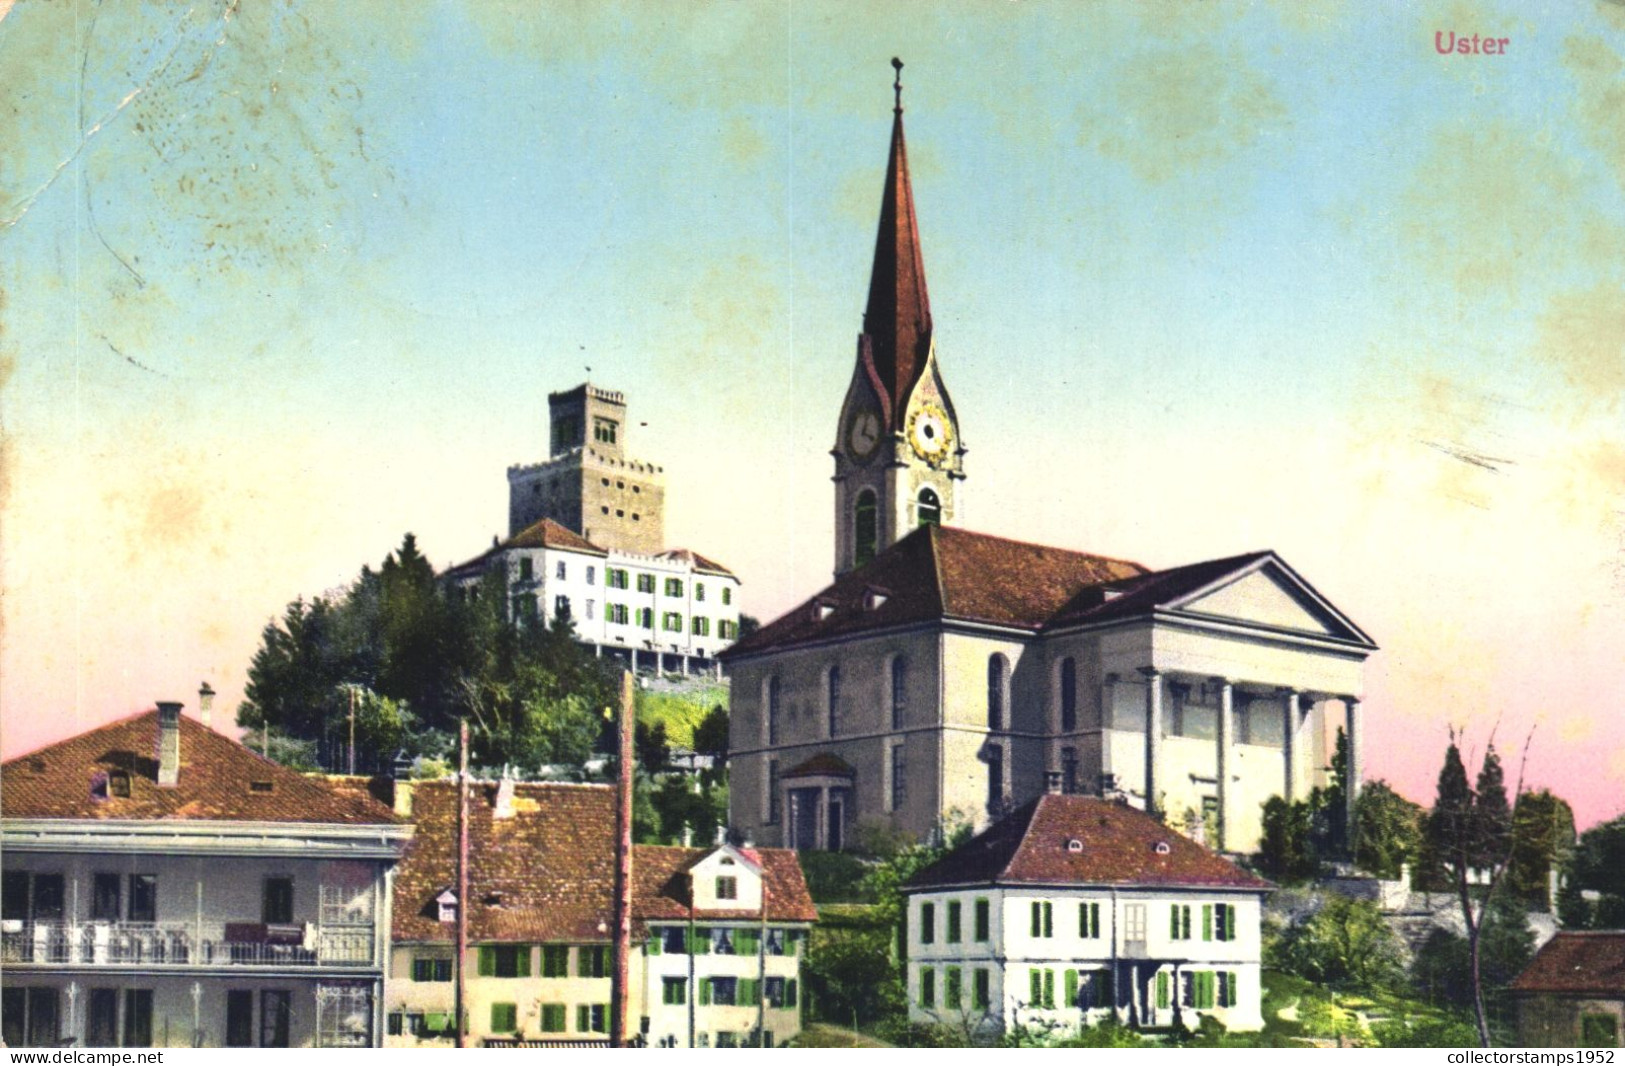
[{"x1": 0, "y1": 920, "x2": 376, "y2": 968}]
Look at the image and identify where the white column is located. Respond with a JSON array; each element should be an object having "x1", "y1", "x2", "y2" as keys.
[
  {"x1": 1280, "y1": 688, "x2": 1300, "y2": 804},
  {"x1": 1138, "y1": 668, "x2": 1162, "y2": 815},
  {"x1": 1345, "y1": 698, "x2": 1363, "y2": 853},
  {"x1": 1213, "y1": 677, "x2": 1234, "y2": 851},
  {"x1": 631, "y1": 648, "x2": 639, "y2": 673}
]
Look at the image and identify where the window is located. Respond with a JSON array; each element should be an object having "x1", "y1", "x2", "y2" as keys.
[
  {"x1": 412, "y1": 957, "x2": 452, "y2": 982},
  {"x1": 87, "y1": 988, "x2": 118, "y2": 1048},
  {"x1": 109, "y1": 770, "x2": 131, "y2": 797},
  {"x1": 541, "y1": 945, "x2": 569, "y2": 977},
  {"x1": 1030, "y1": 900, "x2": 1054, "y2": 938},
  {"x1": 692, "y1": 616, "x2": 710, "y2": 636},
  {"x1": 122, "y1": 989, "x2": 153, "y2": 1047},
  {"x1": 662, "y1": 612, "x2": 682, "y2": 632},
  {"x1": 919, "y1": 968, "x2": 936, "y2": 1009},
  {"x1": 945, "y1": 966, "x2": 963, "y2": 1010},
  {"x1": 225, "y1": 990, "x2": 254, "y2": 1048},
  {"x1": 919, "y1": 902, "x2": 935, "y2": 945},
  {"x1": 261, "y1": 990, "x2": 291, "y2": 1048},
  {"x1": 577, "y1": 1004, "x2": 607, "y2": 1033},
  {"x1": 767, "y1": 758, "x2": 781, "y2": 824},
  {"x1": 1209, "y1": 903, "x2": 1237, "y2": 942},
  {"x1": 890, "y1": 741, "x2": 906, "y2": 812},
  {"x1": 1028, "y1": 968, "x2": 1056, "y2": 1009},
  {"x1": 1581, "y1": 1013, "x2": 1619, "y2": 1048},
  {"x1": 1124, "y1": 904, "x2": 1147, "y2": 945},
  {"x1": 608, "y1": 603, "x2": 628, "y2": 624},
  {"x1": 918, "y1": 487, "x2": 941, "y2": 527},
  {"x1": 660, "y1": 927, "x2": 688, "y2": 955},
  {"x1": 479, "y1": 944, "x2": 530, "y2": 978},
  {"x1": 638, "y1": 607, "x2": 653, "y2": 629},
  {"x1": 1183, "y1": 970, "x2": 1218, "y2": 1010},
  {"x1": 556, "y1": 561, "x2": 567, "y2": 580},
  {"x1": 262, "y1": 877, "x2": 293, "y2": 924},
  {"x1": 1059, "y1": 657, "x2": 1077, "y2": 732},
  {"x1": 946, "y1": 901, "x2": 961, "y2": 943},
  {"x1": 1062, "y1": 747, "x2": 1079, "y2": 795},
  {"x1": 706, "y1": 977, "x2": 738, "y2": 1006},
  {"x1": 540, "y1": 1004, "x2": 566, "y2": 1033},
  {"x1": 986, "y1": 745, "x2": 1004, "y2": 811},
  {"x1": 1170, "y1": 904, "x2": 1193, "y2": 941},
  {"x1": 827, "y1": 665, "x2": 842, "y2": 737},
  {"x1": 987, "y1": 655, "x2": 1007, "y2": 730},
  {"x1": 594, "y1": 418, "x2": 617, "y2": 444},
  {"x1": 890, "y1": 655, "x2": 908, "y2": 728},
  {"x1": 1079, "y1": 901, "x2": 1102, "y2": 939},
  {"x1": 518, "y1": 557, "x2": 533, "y2": 582},
  {"x1": 974, "y1": 968, "x2": 992, "y2": 1010},
  {"x1": 1216, "y1": 971, "x2": 1238, "y2": 1008},
  {"x1": 722, "y1": 587, "x2": 731, "y2": 606},
  {"x1": 490, "y1": 1003, "x2": 518, "y2": 1033},
  {"x1": 637, "y1": 573, "x2": 655, "y2": 593},
  {"x1": 552, "y1": 416, "x2": 579, "y2": 452},
  {"x1": 586, "y1": 565, "x2": 596, "y2": 585},
  {"x1": 607, "y1": 568, "x2": 628, "y2": 589},
  {"x1": 854, "y1": 490, "x2": 878, "y2": 567},
  {"x1": 554, "y1": 595, "x2": 571, "y2": 620},
  {"x1": 716, "y1": 876, "x2": 738, "y2": 900},
  {"x1": 662, "y1": 977, "x2": 686, "y2": 1006},
  {"x1": 578, "y1": 945, "x2": 608, "y2": 977},
  {"x1": 665, "y1": 578, "x2": 683, "y2": 597},
  {"x1": 586, "y1": 599, "x2": 596, "y2": 620},
  {"x1": 767, "y1": 676, "x2": 782, "y2": 745},
  {"x1": 696, "y1": 583, "x2": 706, "y2": 602},
  {"x1": 91, "y1": 872, "x2": 121, "y2": 920},
  {"x1": 974, "y1": 898, "x2": 990, "y2": 941}
]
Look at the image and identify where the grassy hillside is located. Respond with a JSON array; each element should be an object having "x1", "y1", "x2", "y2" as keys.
[{"x1": 635, "y1": 683, "x2": 727, "y2": 749}]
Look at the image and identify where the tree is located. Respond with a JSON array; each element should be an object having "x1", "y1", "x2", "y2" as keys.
[
  {"x1": 1504, "y1": 790, "x2": 1575, "y2": 909},
  {"x1": 1267, "y1": 893, "x2": 1406, "y2": 993},
  {"x1": 1257, "y1": 796, "x2": 1318, "y2": 883},
  {"x1": 1353, "y1": 780, "x2": 1424, "y2": 880},
  {"x1": 1570, "y1": 814, "x2": 1625, "y2": 927}
]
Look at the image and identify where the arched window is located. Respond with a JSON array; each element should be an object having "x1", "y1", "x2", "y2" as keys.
[
  {"x1": 987, "y1": 744, "x2": 1004, "y2": 812},
  {"x1": 1059, "y1": 657, "x2": 1077, "y2": 733},
  {"x1": 827, "y1": 665, "x2": 842, "y2": 738},
  {"x1": 854, "y1": 490, "x2": 878, "y2": 568},
  {"x1": 918, "y1": 488, "x2": 942, "y2": 528},
  {"x1": 890, "y1": 656, "x2": 908, "y2": 730},
  {"x1": 766, "y1": 675, "x2": 782, "y2": 746},
  {"x1": 987, "y1": 654, "x2": 1007, "y2": 731}
]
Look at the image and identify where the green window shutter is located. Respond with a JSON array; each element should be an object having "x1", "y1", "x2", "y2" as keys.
[
  {"x1": 1184, "y1": 907, "x2": 1192, "y2": 940},
  {"x1": 518, "y1": 946, "x2": 532, "y2": 977},
  {"x1": 477, "y1": 947, "x2": 495, "y2": 977},
  {"x1": 1170, "y1": 906, "x2": 1179, "y2": 939},
  {"x1": 578, "y1": 947, "x2": 590, "y2": 977},
  {"x1": 1031, "y1": 901, "x2": 1040, "y2": 937},
  {"x1": 1228, "y1": 972, "x2": 1238, "y2": 1008},
  {"x1": 647, "y1": 932, "x2": 661, "y2": 956},
  {"x1": 786, "y1": 979, "x2": 798, "y2": 1008},
  {"x1": 1045, "y1": 969, "x2": 1056, "y2": 1008},
  {"x1": 738, "y1": 929, "x2": 759, "y2": 955},
  {"x1": 576, "y1": 1005, "x2": 588, "y2": 1033},
  {"x1": 1030, "y1": 968, "x2": 1042, "y2": 1004},
  {"x1": 975, "y1": 899, "x2": 990, "y2": 941},
  {"x1": 1092, "y1": 902, "x2": 1101, "y2": 938},
  {"x1": 1157, "y1": 971, "x2": 1169, "y2": 1010},
  {"x1": 1044, "y1": 902, "x2": 1053, "y2": 938},
  {"x1": 700, "y1": 979, "x2": 712, "y2": 1006},
  {"x1": 1202, "y1": 904, "x2": 1213, "y2": 942},
  {"x1": 1064, "y1": 969, "x2": 1078, "y2": 1008}
]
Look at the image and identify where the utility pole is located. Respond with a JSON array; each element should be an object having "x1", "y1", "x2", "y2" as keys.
[
  {"x1": 612, "y1": 670, "x2": 634, "y2": 1046},
  {"x1": 455, "y1": 719, "x2": 470, "y2": 1049}
]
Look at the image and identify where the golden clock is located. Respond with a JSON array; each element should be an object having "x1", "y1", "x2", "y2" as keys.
[{"x1": 908, "y1": 403, "x2": 951, "y2": 463}]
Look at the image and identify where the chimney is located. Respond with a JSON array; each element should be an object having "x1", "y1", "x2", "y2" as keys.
[
  {"x1": 392, "y1": 749, "x2": 415, "y2": 817},
  {"x1": 156, "y1": 701, "x2": 184, "y2": 786},
  {"x1": 493, "y1": 769, "x2": 516, "y2": 819},
  {"x1": 197, "y1": 682, "x2": 215, "y2": 730},
  {"x1": 1045, "y1": 771, "x2": 1063, "y2": 795}
]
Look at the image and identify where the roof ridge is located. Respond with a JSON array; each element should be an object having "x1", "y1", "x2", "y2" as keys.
[
  {"x1": 0, "y1": 707, "x2": 163, "y2": 767},
  {"x1": 934, "y1": 524, "x2": 1150, "y2": 573}
]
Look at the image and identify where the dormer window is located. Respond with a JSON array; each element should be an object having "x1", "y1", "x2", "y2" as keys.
[
  {"x1": 813, "y1": 602, "x2": 835, "y2": 622},
  {"x1": 109, "y1": 771, "x2": 130, "y2": 797},
  {"x1": 249, "y1": 780, "x2": 274, "y2": 794},
  {"x1": 1153, "y1": 841, "x2": 1172, "y2": 856},
  {"x1": 1066, "y1": 839, "x2": 1084, "y2": 854},
  {"x1": 435, "y1": 889, "x2": 458, "y2": 924},
  {"x1": 864, "y1": 588, "x2": 889, "y2": 610},
  {"x1": 90, "y1": 771, "x2": 110, "y2": 801}
]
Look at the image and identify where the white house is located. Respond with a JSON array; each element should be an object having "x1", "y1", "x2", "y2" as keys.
[
  {"x1": 902, "y1": 790, "x2": 1271, "y2": 1039},
  {"x1": 0, "y1": 702, "x2": 411, "y2": 1048},
  {"x1": 444, "y1": 518, "x2": 741, "y2": 676}
]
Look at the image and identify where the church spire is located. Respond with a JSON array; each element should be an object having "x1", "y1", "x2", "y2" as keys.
[{"x1": 861, "y1": 57, "x2": 933, "y2": 430}]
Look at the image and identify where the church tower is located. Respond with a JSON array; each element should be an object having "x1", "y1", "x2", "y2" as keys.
[{"x1": 832, "y1": 60, "x2": 966, "y2": 576}]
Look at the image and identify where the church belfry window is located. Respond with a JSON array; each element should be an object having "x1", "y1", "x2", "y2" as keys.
[
  {"x1": 593, "y1": 418, "x2": 618, "y2": 444},
  {"x1": 855, "y1": 490, "x2": 878, "y2": 567},
  {"x1": 917, "y1": 488, "x2": 941, "y2": 528},
  {"x1": 987, "y1": 654, "x2": 1008, "y2": 731},
  {"x1": 1059, "y1": 657, "x2": 1077, "y2": 732},
  {"x1": 890, "y1": 656, "x2": 908, "y2": 729},
  {"x1": 827, "y1": 665, "x2": 843, "y2": 738}
]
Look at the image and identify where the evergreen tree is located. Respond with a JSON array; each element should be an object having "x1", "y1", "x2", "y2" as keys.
[
  {"x1": 1353, "y1": 779, "x2": 1425, "y2": 880},
  {"x1": 1472, "y1": 745, "x2": 1511, "y2": 869}
]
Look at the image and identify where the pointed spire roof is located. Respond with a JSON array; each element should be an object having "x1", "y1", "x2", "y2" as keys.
[{"x1": 861, "y1": 58, "x2": 933, "y2": 430}]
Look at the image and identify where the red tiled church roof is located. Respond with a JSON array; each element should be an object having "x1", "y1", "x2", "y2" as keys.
[
  {"x1": 392, "y1": 781, "x2": 815, "y2": 942},
  {"x1": 444, "y1": 518, "x2": 608, "y2": 577},
  {"x1": 906, "y1": 794, "x2": 1272, "y2": 892},
  {"x1": 1511, "y1": 932, "x2": 1625, "y2": 995},
  {"x1": 0, "y1": 711, "x2": 398, "y2": 825}
]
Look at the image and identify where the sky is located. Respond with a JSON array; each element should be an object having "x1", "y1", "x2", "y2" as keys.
[{"x1": 2, "y1": 0, "x2": 1623, "y2": 828}]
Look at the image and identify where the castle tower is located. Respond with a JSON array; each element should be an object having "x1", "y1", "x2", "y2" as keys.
[
  {"x1": 507, "y1": 383, "x2": 666, "y2": 553},
  {"x1": 832, "y1": 60, "x2": 965, "y2": 576}
]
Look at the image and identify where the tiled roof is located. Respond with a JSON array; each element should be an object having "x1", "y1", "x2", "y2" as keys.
[
  {"x1": 657, "y1": 548, "x2": 736, "y2": 579},
  {"x1": 1046, "y1": 551, "x2": 1273, "y2": 628},
  {"x1": 1510, "y1": 932, "x2": 1625, "y2": 995},
  {"x1": 392, "y1": 781, "x2": 815, "y2": 942},
  {"x1": 445, "y1": 518, "x2": 608, "y2": 576},
  {"x1": 0, "y1": 711, "x2": 398, "y2": 825},
  {"x1": 722, "y1": 525, "x2": 1147, "y2": 658},
  {"x1": 905, "y1": 795, "x2": 1272, "y2": 892}
]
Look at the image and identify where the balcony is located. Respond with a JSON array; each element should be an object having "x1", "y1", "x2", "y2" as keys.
[{"x1": 0, "y1": 920, "x2": 376, "y2": 969}]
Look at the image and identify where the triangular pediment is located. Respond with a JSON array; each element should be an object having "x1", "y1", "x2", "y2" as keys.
[{"x1": 1172, "y1": 558, "x2": 1371, "y2": 644}]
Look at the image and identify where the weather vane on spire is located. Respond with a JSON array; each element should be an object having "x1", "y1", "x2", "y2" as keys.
[{"x1": 892, "y1": 56, "x2": 904, "y2": 114}]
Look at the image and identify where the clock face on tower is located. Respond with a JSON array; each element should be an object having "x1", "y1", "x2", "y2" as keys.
[
  {"x1": 847, "y1": 409, "x2": 881, "y2": 460},
  {"x1": 908, "y1": 403, "x2": 952, "y2": 464}
]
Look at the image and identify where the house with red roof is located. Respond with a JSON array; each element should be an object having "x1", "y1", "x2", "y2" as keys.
[
  {"x1": 384, "y1": 777, "x2": 815, "y2": 1048},
  {"x1": 0, "y1": 702, "x2": 411, "y2": 1049},
  {"x1": 722, "y1": 68, "x2": 1377, "y2": 857},
  {"x1": 1511, "y1": 931, "x2": 1625, "y2": 1047},
  {"x1": 902, "y1": 790, "x2": 1271, "y2": 1037}
]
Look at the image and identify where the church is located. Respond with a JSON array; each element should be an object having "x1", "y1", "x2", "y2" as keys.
[{"x1": 721, "y1": 64, "x2": 1378, "y2": 856}]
